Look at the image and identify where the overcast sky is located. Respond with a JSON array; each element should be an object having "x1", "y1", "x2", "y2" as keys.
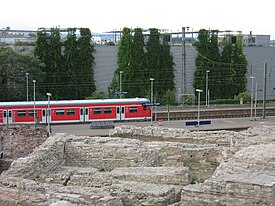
[{"x1": 2, "y1": 0, "x2": 275, "y2": 38}]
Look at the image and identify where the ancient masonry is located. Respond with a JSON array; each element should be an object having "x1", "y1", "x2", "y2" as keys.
[
  {"x1": 0, "y1": 125, "x2": 48, "y2": 173},
  {"x1": 0, "y1": 125, "x2": 274, "y2": 205}
]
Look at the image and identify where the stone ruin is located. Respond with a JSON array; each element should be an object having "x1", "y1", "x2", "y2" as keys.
[
  {"x1": 0, "y1": 125, "x2": 48, "y2": 173},
  {"x1": 0, "y1": 125, "x2": 274, "y2": 205}
]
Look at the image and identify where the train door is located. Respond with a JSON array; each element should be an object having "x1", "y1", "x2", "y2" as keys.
[
  {"x1": 116, "y1": 106, "x2": 125, "y2": 121},
  {"x1": 42, "y1": 109, "x2": 47, "y2": 123},
  {"x1": 80, "y1": 107, "x2": 89, "y2": 122},
  {"x1": 3, "y1": 110, "x2": 13, "y2": 124},
  {"x1": 2, "y1": 110, "x2": 7, "y2": 124},
  {"x1": 8, "y1": 110, "x2": 13, "y2": 124}
]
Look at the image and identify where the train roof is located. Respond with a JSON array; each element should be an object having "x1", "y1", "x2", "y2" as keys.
[{"x1": 0, "y1": 98, "x2": 150, "y2": 108}]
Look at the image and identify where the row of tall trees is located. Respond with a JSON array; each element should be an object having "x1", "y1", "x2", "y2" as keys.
[
  {"x1": 194, "y1": 29, "x2": 248, "y2": 100},
  {"x1": 34, "y1": 27, "x2": 95, "y2": 100},
  {"x1": 108, "y1": 28, "x2": 175, "y2": 101}
]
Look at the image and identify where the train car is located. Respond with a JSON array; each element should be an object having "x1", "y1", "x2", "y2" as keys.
[{"x1": 0, "y1": 98, "x2": 151, "y2": 125}]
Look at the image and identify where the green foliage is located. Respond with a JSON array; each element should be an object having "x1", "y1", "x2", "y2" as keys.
[
  {"x1": 14, "y1": 41, "x2": 36, "y2": 46},
  {"x1": 234, "y1": 91, "x2": 251, "y2": 103},
  {"x1": 78, "y1": 28, "x2": 96, "y2": 99},
  {"x1": 109, "y1": 27, "x2": 175, "y2": 100},
  {"x1": 85, "y1": 91, "x2": 107, "y2": 99},
  {"x1": 130, "y1": 28, "x2": 146, "y2": 97},
  {"x1": 210, "y1": 98, "x2": 240, "y2": 105},
  {"x1": 194, "y1": 29, "x2": 248, "y2": 100},
  {"x1": 146, "y1": 28, "x2": 175, "y2": 99},
  {"x1": 162, "y1": 89, "x2": 176, "y2": 105},
  {"x1": 34, "y1": 27, "x2": 96, "y2": 100},
  {"x1": 0, "y1": 47, "x2": 44, "y2": 101},
  {"x1": 220, "y1": 35, "x2": 235, "y2": 99},
  {"x1": 109, "y1": 27, "x2": 132, "y2": 97},
  {"x1": 63, "y1": 28, "x2": 78, "y2": 99}
]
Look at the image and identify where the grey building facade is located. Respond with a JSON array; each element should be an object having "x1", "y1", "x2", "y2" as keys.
[{"x1": 94, "y1": 45, "x2": 275, "y2": 101}]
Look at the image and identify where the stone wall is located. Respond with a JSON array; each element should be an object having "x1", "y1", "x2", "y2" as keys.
[
  {"x1": 1, "y1": 134, "x2": 192, "y2": 206},
  {"x1": 0, "y1": 125, "x2": 48, "y2": 158},
  {"x1": 64, "y1": 136, "x2": 219, "y2": 171},
  {"x1": 0, "y1": 125, "x2": 274, "y2": 205},
  {"x1": 180, "y1": 144, "x2": 275, "y2": 206}
]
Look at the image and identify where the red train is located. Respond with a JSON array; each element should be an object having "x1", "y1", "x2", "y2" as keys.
[{"x1": 0, "y1": 98, "x2": 151, "y2": 125}]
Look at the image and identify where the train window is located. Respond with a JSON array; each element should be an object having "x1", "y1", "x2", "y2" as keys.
[
  {"x1": 93, "y1": 108, "x2": 102, "y2": 114},
  {"x1": 18, "y1": 110, "x2": 26, "y2": 117},
  {"x1": 66, "y1": 109, "x2": 75, "y2": 116},
  {"x1": 56, "y1": 109, "x2": 65, "y2": 116},
  {"x1": 143, "y1": 106, "x2": 147, "y2": 111},
  {"x1": 129, "y1": 107, "x2": 138, "y2": 113},
  {"x1": 28, "y1": 110, "x2": 37, "y2": 117},
  {"x1": 104, "y1": 107, "x2": 112, "y2": 114}
]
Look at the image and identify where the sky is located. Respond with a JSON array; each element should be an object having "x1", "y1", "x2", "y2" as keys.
[{"x1": 2, "y1": 0, "x2": 275, "y2": 39}]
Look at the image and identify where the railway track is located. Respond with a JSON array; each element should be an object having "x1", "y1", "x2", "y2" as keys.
[{"x1": 153, "y1": 107, "x2": 275, "y2": 121}]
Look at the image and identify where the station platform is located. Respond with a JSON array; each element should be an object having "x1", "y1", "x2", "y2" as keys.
[{"x1": 51, "y1": 116, "x2": 275, "y2": 136}]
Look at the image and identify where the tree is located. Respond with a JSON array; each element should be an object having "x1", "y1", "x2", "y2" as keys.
[
  {"x1": 208, "y1": 30, "x2": 221, "y2": 99},
  {"x1": 129, "y1": 28, "x2": 146, "y2": 97},
  {"x1": 63, "y1": 28, "x2": 79, "y2": 99},
  {"x1": 146, "y1": 28, "x2": 162, "y2": 98},
  {"x1": 48, "y1": 27, "x2": 63, "y2": 98},
  {"x1": 194, "y1": 29, "x2": 210, "y2": 98},
  {"x1": 0, "y1": 47, "x2": 44, "y2": 101},
  {"x1": 159, "y1": 37, "x2": 175, "y2": 96},
  {"x1": 78, "y1": 28, "x2": 96, "y2": 99},
  {"x1": 109, "y1": 27, "x2": 132, "y2": 97},
  {"x1": 194, "y1": 29, "x2": 248, "y2": 100},
  {"x1": 221, "y1": 35, "x2": 235, "y2": 99},
  {"x1": 35, "y1": 27, "x2": 96, "y2": 100},
  {"x1": 109, "y1": 27, "x2": 175, "y2": 100},
  {"x1": 232, "y1": 33, "x2": 248, "y2": 95},
  {"x1": 34, "y1": 28, "x2": 51, "y2": 94}
]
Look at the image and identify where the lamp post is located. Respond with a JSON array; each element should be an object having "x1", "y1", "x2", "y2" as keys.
[
  {"x1": 196, "y1": 89, "x2": 203, "y2": 129},
  {"x1": 181, "y1": 26, "x2": 189, "y2": 99},
  {"x1": 250, "y1": 76, "x2": 255, "y2": 121},
  {"x1": 46, "y1": 93, "x2": 52, "y2": 136},
  {"x1": 206, "y1": 70, "x2": 210, "y2": 108},
  {"x1": 150, "y1": 78, "x2": 155, "y2": 126},
  {"x1": 26, "y1": 73, "x2": 29, "y2": 102},
  {"x1": 254, "y1": 81, "x2": 258, "y2": 120},
  {"x1": 119, "y1": 71, "x2": 123, "y2": 99},
  {"x1": 33, "y1": 80, "x2": 36, "y2": 126}
]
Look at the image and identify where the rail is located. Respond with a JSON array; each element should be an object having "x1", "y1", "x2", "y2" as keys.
[{"x1": 154, "y1": 107, "x2": 275, "y2": 121}]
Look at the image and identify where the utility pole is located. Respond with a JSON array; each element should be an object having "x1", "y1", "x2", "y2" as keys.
[
  {"x1": 26, "y1": 73, "x2": 29, "y2": 102},
  {"x1": 262, "y1": 63, "x2": 267, "y2": 119},
  {"x1": 250, "y1": 76, "x2": 255, "y2": 121},
  {"x1": 206, "y1": 70, "x2": 210, "y2": 108},
  {"x1": 182, "y1": 27, "x2": 189, "y2": 101}
]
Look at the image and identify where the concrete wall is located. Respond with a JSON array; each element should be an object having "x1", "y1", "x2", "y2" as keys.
[
  {"x1": 11, "y1": 45, "x2": 275, "y2": 101},
  {"x1": 94, "y1": 45, "x2": 275, "y2": 101}
]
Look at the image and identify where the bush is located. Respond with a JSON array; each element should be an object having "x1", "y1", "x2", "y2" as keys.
[
  {"x1": 210, "y1": 99, "x2": 240, "y2": 105},
  {"x1": 85, "y1": 91, "x2": 107, "y2": 99},
  {"x1": 234, "y1": 91, "x2": 251, "y2": 103}
]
